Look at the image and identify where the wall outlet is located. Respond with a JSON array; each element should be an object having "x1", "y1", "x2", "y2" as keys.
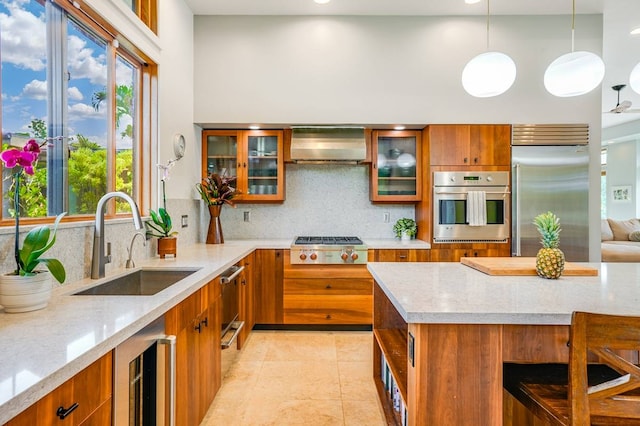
[
  {"x1": 244, "y1": 211, "x2": 251, "y2": 222},
  {"x1": 383, "y1": 212, "x2": 390, "y2": 223},
  {"x1": 181, "y1": 215, "x2": 188, "y2": 228}
]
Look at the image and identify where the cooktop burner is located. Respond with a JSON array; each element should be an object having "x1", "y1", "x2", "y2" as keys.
[{"x1": 293, "y1": 236, "x2": 364, "y2": 245}]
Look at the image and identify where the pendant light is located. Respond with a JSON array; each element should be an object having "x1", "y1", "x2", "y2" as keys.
[
  {"x1": 543, "y1": 0, "x2": 604, "y2": 97},
  {"x1": 461, "y1": 0, "x2": 516, "y2": 98}
]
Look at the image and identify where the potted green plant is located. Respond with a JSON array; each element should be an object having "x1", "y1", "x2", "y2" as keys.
[
  {"x1": 393, "y1": 218, "x2": 417, "y2": 241},
  {"x1": 0, "y1": 139, "x2": 66, "y2": 312},
  {"x1": 146, "y1": 175, "x2": 178, "y2": 258}
]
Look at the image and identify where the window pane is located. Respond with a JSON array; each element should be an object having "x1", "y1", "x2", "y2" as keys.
[
  {"x1": 67, "y1": 18, "x2": 108, "y2": 215},
  {"x1": 1, "y1": 0, "x2": 48, "y2": 219},
  {"x1": 114, "y1": 54, "x2": 137, "y2": 213}
]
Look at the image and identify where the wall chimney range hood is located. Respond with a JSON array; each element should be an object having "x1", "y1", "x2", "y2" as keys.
[{"x1": 290, "y1": 126, "x2": 367, "y2": 163}]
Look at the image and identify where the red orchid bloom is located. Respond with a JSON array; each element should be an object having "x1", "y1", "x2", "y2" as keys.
[{"x1": 0, "y1": 139, "x2": 40, "y2": 175}]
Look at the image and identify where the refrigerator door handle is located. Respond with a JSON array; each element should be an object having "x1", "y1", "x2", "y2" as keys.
[{"x1": 513, "y1": 163, "x2": 521, "y2": 257}]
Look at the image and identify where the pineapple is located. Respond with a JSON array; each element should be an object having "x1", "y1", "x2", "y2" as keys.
[{"x1": 533, "y1": 211, "x2": 565, "y2": 279}]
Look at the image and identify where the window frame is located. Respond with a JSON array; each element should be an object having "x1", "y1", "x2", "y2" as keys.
[{"x1": 0, "y1": 0, "x2": 156, "y2": 226}]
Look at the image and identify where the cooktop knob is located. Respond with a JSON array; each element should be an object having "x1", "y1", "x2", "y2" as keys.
[
  {"x1": 341, "y1": 252, "x2": 349, "y2": 261},
  {"x1": 351, "y1": 252, "x2": 359, "y2": 261},
  {"x1": 299, "y1": 253, "x2": 307, "y2": 260},
  {"x1": 310, "y1": 252, "x2": 318, "y2": 260}
]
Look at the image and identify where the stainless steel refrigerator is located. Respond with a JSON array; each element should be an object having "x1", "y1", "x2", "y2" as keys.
[{"x1": 511, "y1": 145, "x2": 589, "y2": 261}]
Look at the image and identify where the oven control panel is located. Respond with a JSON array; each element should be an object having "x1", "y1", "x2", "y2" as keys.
[{"x1": 290, "y1": 247, "x2": 368, "y2": 265}]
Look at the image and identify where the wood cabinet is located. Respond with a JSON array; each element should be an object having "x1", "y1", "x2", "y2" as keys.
[
  {"x1": 283, "y1": 251, "x2": 373, "y2": 325},
  {"x1": 5, "y1": 352, "x2": 112, "y2": 426},
  {"x1": 429, "y1": 243, "x2": 510, "y2": 262},
  {"x1": 370, "y1": 130, "x2": 422, "y2": 202},
  {"x1": 202, "y1": 129, "x2": 285, "y2": 202},
  {"x1": 165, "y1": 279, "x2": 221, "y2": 426},
  {"x1": 254, "y1": 249, "x2": 284, "y2": 324},
  {"x1": 427, "y1": 124, "x2": 511, "y2": 167},
  {"x1": 368, "y1": 249, "x2": 430, "y2": 262},
  {"x1": 238, "y1": 252, "x2": 255, "y2": 348}
]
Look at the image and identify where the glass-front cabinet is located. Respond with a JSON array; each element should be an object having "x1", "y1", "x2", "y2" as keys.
[
  {"x1": 202, "y1": 130, "x2": 284, "y2": 202},
  {"x1": 370, "y1": 130, "x2": 421, "y2": 202}
]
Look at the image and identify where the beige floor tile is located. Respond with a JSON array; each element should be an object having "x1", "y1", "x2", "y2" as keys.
[
  {"x1": 338, "y1": 361, "x2": 379, "y2": 401},
  {"x1": 335, "y1": 332, "x2": 373, "y2": 362},
  {"x1": 241, "y1": 397, "x2": 345, "y2": 426},
  {"x1": 263, "y1": 331, "x2": 338, "y2": 362},
  {"x1": 342, "y1": 399, "x2": 387, "y2": 426},
  {"x1": 254, "y1": 360, "x2": 341, "y2": 400}
]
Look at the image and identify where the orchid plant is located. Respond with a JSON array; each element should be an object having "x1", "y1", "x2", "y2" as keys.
[
  {"x1": 196, "y1": 173, "x2": 241, "y2": 206},
  {"x1": 145, "y1": 160, "x2": 178, "y2": 239},
  {"x1": 1, "y1": 139, "x2": 66, "y2": 283}
]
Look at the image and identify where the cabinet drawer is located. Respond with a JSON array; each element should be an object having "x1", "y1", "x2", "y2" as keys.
[
  {"x1": 6, "y1": 352, "x2": 112, "y2": 426},
  {"x1": 283, "y1": 295, "x2": 372, "y2": 324},
  {"x1": 284, "y1": 278, "x2": 372, "y2": 295}
]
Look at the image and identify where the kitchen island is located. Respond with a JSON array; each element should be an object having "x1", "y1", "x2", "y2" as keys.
[{"x1": 367, "y1": 261, "x2": 640, "y2": 426}]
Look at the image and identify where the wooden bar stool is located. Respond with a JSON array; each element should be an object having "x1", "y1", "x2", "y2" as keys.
[{"x1": 504, "y1": 311, "x2": 640, "y2": 425}]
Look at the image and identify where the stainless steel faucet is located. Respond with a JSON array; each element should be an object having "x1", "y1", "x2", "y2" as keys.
[
  {"x1": 125, "y1": 231, "x2": 147, "y2": 269},
  {"x1": 91, "y1": 192, "x2": 144, "y2": 279}
]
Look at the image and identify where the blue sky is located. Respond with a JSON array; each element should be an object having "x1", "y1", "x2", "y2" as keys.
[{"x1": 1, "y1": 0, "x2": 133, "y2": 148}]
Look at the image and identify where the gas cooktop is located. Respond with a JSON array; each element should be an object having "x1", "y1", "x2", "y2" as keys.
[{"x1": 293, "y1": 236, "x2": 364, "y2": 246}]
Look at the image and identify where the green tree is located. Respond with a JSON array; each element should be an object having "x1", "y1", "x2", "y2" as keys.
[{"x1": 68, "y1": 146, "x2": 107, "y2": 214}]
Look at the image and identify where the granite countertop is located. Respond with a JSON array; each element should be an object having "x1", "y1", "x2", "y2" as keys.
[
  {"x1": 368, "y1": 262, "x2": 640, "y2": 325},
  {"x1": 0, "y1": 237, "x2": 427, "y2": 422}
]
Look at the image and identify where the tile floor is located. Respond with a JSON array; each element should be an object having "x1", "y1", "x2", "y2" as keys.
[{"x1": 201, "y1": 330, "x2": 387, "y2": 426}]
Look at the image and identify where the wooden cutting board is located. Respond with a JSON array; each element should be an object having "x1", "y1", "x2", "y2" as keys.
[{"x1": 460, "y1": 257, "x2": 599, "y2": 276}]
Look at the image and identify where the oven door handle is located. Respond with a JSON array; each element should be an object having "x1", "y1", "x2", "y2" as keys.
[
  {"x1": 220, "y1": 266, "x2": 245, "y2": 284},
  {"x1": 434, "y1": 190, "x2": 510, "y2": 195},
  {"x1": 158, "y1": 335, "x2": 176, "y2": 426}
]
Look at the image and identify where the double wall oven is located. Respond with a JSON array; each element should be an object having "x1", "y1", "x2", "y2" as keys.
[{"x1": 432, "y1": 171, "x2": 510, "y2": 243}]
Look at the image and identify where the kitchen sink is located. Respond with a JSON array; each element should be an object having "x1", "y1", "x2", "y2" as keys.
[{"x1": 73, "y1": 268, "x2": 201, "y2": 296}]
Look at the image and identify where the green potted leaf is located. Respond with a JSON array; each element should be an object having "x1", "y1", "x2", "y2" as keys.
[
  {"x1": 393, "y1": 218, "x2": 417, "y2": 241},
  {"x1": 145, "y1": 207, "x2": 178, "y2": 258}
]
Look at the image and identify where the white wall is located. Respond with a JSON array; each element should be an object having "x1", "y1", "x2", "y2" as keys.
[
  {"x1": 606, "y1": 140, "x2": 638, "y2": 219},
  {"x1": 192, "y1": 14, "x2": 604, "y2": 259}
]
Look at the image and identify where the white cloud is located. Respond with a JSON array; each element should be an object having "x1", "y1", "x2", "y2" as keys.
[
  {"x1": 21, "y1": 79, "x2": 47, "y2": 100},
  {"x1": 0, "y1": 1, "x2": 46, "y2": 71},
  {"x1": 68, "y1": 86, "x2": 83, "y2": 101},
  {"x1": 68, "y1": 102, "x2": 105, "y2": 122},
  {"x1": 67, "y1": 34, "x2": 107, "y2": 86}
]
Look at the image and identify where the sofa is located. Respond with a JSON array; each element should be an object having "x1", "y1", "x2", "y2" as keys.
[{"x1": 601, "y1": 218, "x2": 640, "y2": 262}]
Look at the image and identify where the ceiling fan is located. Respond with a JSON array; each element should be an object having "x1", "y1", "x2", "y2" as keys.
[{"x1": 607, "y1": 84, "x2": 640, "y2": 113}]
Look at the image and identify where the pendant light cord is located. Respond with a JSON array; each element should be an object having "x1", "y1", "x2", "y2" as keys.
[
  {"x1": 571, "y1": 0, "x2": 575, "y2": 52},
  {"x1": 486, "y1": 0, "x2": 490, "y2": 50}
]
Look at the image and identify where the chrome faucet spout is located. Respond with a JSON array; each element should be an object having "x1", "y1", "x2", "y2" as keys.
[
  {"x1": 126, "y1": 231, "x2": 147, "y2": 269},
  {"x1": 91, "y1": 192, "x2": 144, "y2": 279}
]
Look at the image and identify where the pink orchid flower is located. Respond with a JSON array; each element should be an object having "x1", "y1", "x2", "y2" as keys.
[{"x1": 0, "y1": 139, "x2": 40, "y2": 175}]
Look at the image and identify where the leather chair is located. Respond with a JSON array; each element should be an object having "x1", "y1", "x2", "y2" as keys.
[{"x1": 503, "y1": 311, "x2": 640, "y2": 425}]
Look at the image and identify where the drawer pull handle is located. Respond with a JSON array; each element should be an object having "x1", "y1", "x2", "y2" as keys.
[
  {"x1": 398, "y1": 255, "x2": 407, "y2": 259},
  {"x1": 325, "y1": 284, "x2": 332, "y2": 289},
  {"x1": 325, "y1": 314, "x2": 332, "y2": 319},
  {"x1": 201, "y1": 316, "x2": 208, "y2": 327},
  {"x1": 57, "y1": 402, "x2": 79, "y2": 419}
]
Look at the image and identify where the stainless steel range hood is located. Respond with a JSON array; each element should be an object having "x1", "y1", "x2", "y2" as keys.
[{"x1": 290, "y1": 126, "x2": 367, "y2": 163}]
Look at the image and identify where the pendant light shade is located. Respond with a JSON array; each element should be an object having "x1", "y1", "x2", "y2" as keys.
[
  {"x1": 462, "y1": 52, "x2": 517, "y2": 97},
  {"x1": 543, "y1": 0, "x2": 605, "y2": 97},
  {"x1": 544, "y1": 51, "x2": 605, "y2": 97},
  {"x1": 630, "y1": 62, "x2": 640, "y2": 94}
]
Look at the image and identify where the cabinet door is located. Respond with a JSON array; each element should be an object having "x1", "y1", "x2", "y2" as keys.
[
  {"x1": 202, "y1": 130, "x2": 239, "y2": 178},
  {"x1": 429, "y1": 125, "x2": 471, "y2": 166},
  {"x1": 243, "y1": 130, "x2": 285, "y2": 201},
  {"x1": 238, "y1": 252, "x2": 255, "y2": 349},
  {"x1": 371, "y1": 130, "x2": 421, "y2": 202},
  {"x1": 470, "y1": 125, "x2": 511, "y2": 166},
  {"x1": 254, "y1": 249, "x2": 284, "y2": 324}
]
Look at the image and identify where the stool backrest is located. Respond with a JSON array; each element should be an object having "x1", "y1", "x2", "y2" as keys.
[{"x1": 569, "y1": 311, "x2": 640, "y2": 425}]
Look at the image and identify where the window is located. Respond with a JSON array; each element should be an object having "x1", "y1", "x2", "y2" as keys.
[
  {"x1": 1, "y1": 0, "x2": 154, "y2": 224},
  {"x1": 601, "y1": 148, "x2": 607, "y2": 219}
]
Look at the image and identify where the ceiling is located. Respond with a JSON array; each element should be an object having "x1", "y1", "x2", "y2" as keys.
[{"x1": 183, "y1": 0, "x2": 640, "y2": 139}]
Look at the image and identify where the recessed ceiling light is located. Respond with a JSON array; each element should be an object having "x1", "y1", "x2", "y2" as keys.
[
  {"x1": 465, "y1": 0, "x2": 482, "y2": 4},
  {"x1": 249, "y1": 125, "x2": 260, "y2": 130},
  {"x1": 631, "y1": 27, "x2": 640, "y2": 35},
  {"x1": 394, "y1": 126, "x2": 406, "y2": 131},
  {"x1": 314, "y1": 0, "x2": 330, "y2": 4}
]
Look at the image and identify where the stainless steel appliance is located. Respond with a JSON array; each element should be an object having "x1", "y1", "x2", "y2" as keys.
[
  {"x1": 511, "y1": 145, "x2": 589, "y2": 261},
  {"x1": 432, "y1": 171, "x2": 510, "y2": 243},
  {"x1": 290, "y1": 236, "x2": 367, "y2": 264},
  {"x1": 220, "y1": 265, "x2": 244, "y2": 349},
  {"x1": 114, "y1": 317, "x2": 176, "y2": 426}
]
